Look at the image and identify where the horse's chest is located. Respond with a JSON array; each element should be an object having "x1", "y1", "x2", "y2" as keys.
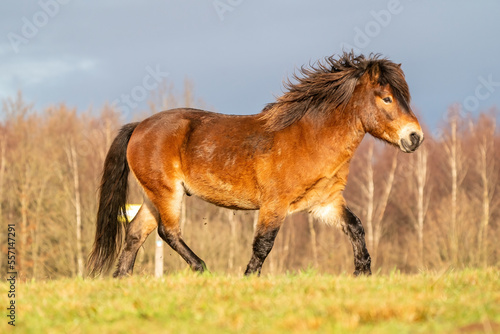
[{"x1": 288, "y1": 175, "x2": 347, "y2": 215}]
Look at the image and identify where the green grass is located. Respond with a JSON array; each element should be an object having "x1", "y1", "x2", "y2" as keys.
[{"x1": 2, "y1": 268, "x2": 500, "y2": 333}]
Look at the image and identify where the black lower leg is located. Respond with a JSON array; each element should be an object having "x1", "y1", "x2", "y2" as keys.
[
  {"x1": 244, "y1": 226, "x2": 280, "y2": 276},
  {"x1": 342, "y1": 207, "x2": 371, "y2": 276},
  {"x1": 158, "y1": 223, "x2": 207, "y2": 273}
]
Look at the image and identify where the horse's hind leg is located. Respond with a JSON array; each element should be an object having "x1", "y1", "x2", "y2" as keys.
[
  {"x1": 154, "y1": 189, "x2": 207, "y2": 273},
  {"x1": 341, "y1": 207, "x2": 372, "y2": 276},
  {"x1": 157, "y1": 223, "x2": 207, "y2": 273},
  {"x1": 114, "y1": 198, "x2": 159, "y2": 278}
]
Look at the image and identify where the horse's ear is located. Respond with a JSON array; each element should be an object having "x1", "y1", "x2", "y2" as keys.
[{"x1": 368, "y1": 63, "x2": 381, "y2": 80}]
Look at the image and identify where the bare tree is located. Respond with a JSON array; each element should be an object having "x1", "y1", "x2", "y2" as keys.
[
  {"x1": 0, "y1": 132, "x2": 6, "y2": 224},
  {"x1": 307, "y1": 215, "x2": 319, "y2": 268},
  {"x1": 414, "y1": 146, "x2": 430, "y2": 268},
  {"x1": 354, "y1": 139, "x2": 398, "y2": 265},
  {"x1": 228, "y1": 210, "x2": 237, "y2": 271},
  {"x1": 401, "y1": 144, "x2": 431, "y2": 268},
  {"x1": 66, "y1": 139, "x2": 84, "y2": 277},
  {"x1": 442, "y1": 106, "x2": 467, "y2": 265},
  {"x1": 364, "y1": 140, "x2": 375, "y2": 252},
  {"x1": 2, "y1": 93, "x2": 35, "y2": 275},
  {"x1": 469, "y1": 113, "x2": 496, "y2": 266}
]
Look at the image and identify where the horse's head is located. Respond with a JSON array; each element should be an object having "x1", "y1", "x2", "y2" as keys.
[
  {"x1": 355, "y1": 61, "x2": 423, "y2": 153},
  {"x1": 259, "y1": 53, "x2": 424, "y2": 153}
]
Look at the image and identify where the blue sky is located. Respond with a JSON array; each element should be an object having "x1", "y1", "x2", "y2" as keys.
[{"x1": 1, "y1": 0, "x2": 499, "y2": 129}]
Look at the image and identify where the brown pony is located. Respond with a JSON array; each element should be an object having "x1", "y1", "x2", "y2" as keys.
[{"x1": 88, "y1": 53, "x2": 423, "y2": 277}]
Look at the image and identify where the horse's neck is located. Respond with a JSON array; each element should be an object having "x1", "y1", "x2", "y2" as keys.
[
  {"x1": 288, "y1": 110, "x2": 365, "y2": 175},
  {"x1": 305, "y1": 109, "x2": 363, "y2": 149}
]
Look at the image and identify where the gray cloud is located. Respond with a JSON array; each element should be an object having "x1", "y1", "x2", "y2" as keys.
[{"x1": 1, "y1": 0, "x2": 499, "y2": 128}]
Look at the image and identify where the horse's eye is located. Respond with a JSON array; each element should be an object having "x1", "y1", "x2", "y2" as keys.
[{"x1": 383, "y1": 97, "x2": 393, "y2": 104}]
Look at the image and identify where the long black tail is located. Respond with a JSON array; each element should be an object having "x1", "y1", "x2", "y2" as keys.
[{"x1": 87, "y1": 122, "x2": 140, "y2": 277}]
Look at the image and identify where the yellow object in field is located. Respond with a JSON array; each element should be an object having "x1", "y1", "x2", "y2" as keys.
[{"x1": 118, "y1": 204, "x2": 141, "y2": 222}]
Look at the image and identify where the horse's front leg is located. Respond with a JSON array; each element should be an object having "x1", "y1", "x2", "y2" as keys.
[
  {"x1": 244, "y1": 208, "x2": 285, "y2": 276},
  {"x1": 341, "y1": 206, "x2": 372, "y2": 276}
]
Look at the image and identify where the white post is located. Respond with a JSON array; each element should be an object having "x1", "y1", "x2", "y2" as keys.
[{"x1": 155, "y1": 232, "x2": 164, "y2": 278}]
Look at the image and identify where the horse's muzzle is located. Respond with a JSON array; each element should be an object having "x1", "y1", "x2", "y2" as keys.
[{"x1": 400, "y1": 131, "x2": 423, "y2": 153}]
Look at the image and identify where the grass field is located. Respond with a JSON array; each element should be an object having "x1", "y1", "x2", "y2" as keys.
[{"x1": 2, "y1": 268, "x2": 499, "y2": 333}]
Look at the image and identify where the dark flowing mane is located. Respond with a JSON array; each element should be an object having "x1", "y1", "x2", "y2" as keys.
[{"x1": 259, "y1": 52, "x2": 411, "y2": 131}]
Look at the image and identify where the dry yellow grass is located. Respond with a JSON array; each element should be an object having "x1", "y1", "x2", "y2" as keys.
[{"x1": 1, "y1": 268, "x2": 499, "y2": 333}]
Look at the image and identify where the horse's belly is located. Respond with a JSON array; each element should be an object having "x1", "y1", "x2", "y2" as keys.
[{"x1": 183, "y1": 173, "x2": 260, "y2": 210}]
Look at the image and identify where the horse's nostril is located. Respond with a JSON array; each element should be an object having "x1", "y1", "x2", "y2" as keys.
[{"x1": 410, "y1": 132, "x2": 421, "y2": 145}]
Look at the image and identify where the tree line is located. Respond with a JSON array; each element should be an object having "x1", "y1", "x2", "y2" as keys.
[{"x1": 1, "y1": 85, "x2": 498, "y2": 279}]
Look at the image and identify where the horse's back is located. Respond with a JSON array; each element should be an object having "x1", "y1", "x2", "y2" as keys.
[{"x1": 127, "y1": 108, "x2": 269, "y2": 209}]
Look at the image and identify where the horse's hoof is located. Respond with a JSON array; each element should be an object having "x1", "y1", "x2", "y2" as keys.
[{"x1": 353, "y1": 269, "x2": 372, "y2": 276}]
